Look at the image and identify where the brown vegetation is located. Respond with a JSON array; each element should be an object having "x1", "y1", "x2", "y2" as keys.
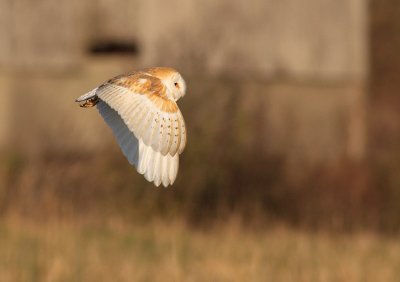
[{"x1": 1, "y1": 218, "x2": 400, "y2": 282}]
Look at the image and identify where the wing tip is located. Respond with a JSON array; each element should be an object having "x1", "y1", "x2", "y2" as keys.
[
  {"x1": 76, "y1": 88, "x2": 98, "y2": 102},
  {"x1": 137, "y1": 142, "x2": 179, "y2": 188}
]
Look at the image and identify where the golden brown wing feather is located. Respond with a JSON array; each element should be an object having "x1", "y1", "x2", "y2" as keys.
[
  {"x1": 106, "y1": 71, "x2": 179, "y2": 113},
  {"x1": 95, "y1": 72, "x2": 186, "y2": 156}
]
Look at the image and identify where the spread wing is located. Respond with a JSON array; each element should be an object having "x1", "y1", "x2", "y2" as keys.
[
  {"x1": 93, "y1": 73, "x2": 186, "y2": 187},
  {"x1": 97, "y1": 74, "x2": 186, "y2": 156}
]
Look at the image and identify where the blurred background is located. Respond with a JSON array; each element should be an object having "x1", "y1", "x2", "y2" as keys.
[{"x1": 1, "y1": 0, "x2": 400, "y2": 281}]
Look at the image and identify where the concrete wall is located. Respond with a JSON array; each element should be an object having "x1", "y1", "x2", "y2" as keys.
[
  {"x1": 0, "y1": 1, "x2": 84, "y2": 70},
  {"x1": 139, "y1": 0, "x2": 368, "y2": 80},
  {"x1": 0, "y1": 0, "x2": 142, "y2": 71},
  {"x1": 1, "y1": 0, "x2": 367, "y2": 79},
  {"x1": 0, "y1": 0, "x2": 368, "y2": 162}
]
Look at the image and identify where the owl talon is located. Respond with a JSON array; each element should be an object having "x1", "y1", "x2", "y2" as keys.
[{"x1": 79, "y1": 97, "x2": 99, "y2": 108}]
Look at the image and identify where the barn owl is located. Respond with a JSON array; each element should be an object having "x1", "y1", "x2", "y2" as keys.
[{"x1": 75, "y1": 67, "x2": 187, "y2": 187}]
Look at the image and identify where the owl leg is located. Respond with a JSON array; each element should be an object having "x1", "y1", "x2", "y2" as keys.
[{"x1": 79, "y1": 97, "x2": 99, "y2": 108}]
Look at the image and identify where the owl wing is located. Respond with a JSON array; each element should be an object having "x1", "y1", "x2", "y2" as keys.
[{"x1": 93, "y1": 74, "x2": 186, "y2": 187}]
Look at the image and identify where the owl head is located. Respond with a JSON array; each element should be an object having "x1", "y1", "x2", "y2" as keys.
[{"x1": 145, "y1": 67, "x2": 186, "y2": 101}]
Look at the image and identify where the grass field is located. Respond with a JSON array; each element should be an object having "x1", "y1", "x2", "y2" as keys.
[{"x1": 0, "y1": 217, "x2": 400, "y2": 282}]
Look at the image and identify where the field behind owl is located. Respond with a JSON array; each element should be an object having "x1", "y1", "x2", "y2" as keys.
[
  {"x1": 0, "y1": 72, "x2": 399, "y2": 281},
  {"x1": 2, "y1": 0, "x2": 400, "y2": 280},
  {"x1": 1, "y1": 216, "x2": 400, "y2": 282}
]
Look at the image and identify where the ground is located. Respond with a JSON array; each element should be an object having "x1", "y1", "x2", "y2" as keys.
[{"x1": 1, "y1": 217, "x2": 399, "y2": 282}]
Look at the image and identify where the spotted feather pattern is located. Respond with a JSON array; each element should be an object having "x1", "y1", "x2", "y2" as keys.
[
  {"x1": 95, "y1": 83, "x2": 186, "y2": 156},
  {"x1": 76, "y1": 67, "x2": 186, "y2": 187},
  {"x1": 97, "y1": 101, "x2": 179, "y2": 186}
]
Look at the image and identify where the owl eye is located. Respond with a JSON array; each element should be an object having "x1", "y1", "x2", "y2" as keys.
[{"x1": 174, "y1": 82, "x2": 180, "y2": 89}]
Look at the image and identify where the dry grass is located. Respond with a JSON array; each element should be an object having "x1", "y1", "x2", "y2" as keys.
[{"x1": 0, "y1": 217, "x2": 400, "y2": 282}]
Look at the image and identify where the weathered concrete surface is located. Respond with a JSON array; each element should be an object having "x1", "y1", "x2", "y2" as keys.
[
  {"x1": 0, "y1": 1, "x2": 85, "y2": 70},
  {"x1": 1, "y1": 0, "x2": 367, "y2": 80},
  {"x1": 140, "y1": 0, "x2": 368, "y2": 80},
  {"x1": 0, "y1": 75, "x2": 12, "y2": 148},
  {"x1": 0, "y1": 0, "x2": 368, "y2": 161},
  {"x1": 1, "y1": 57, "x2": 136, "y2": 154},
  {"x1": 184, "y1": 78, "x2": 366, "y2": 163},
  {"x1": 0, "y1": 0, "x2": 141, "y2": 71},
  {"x1": 0, "y1": 64, "x2": 365, "y2": 162}
]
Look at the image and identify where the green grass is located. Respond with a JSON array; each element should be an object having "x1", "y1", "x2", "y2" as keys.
[{"x1": 0, "y1": 218, "x2": 400, "y2": 282}]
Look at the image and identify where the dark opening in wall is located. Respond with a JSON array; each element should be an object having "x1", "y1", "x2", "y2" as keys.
[{"x1": 88, "y1": 40, "x2": 139, "y2": 55}]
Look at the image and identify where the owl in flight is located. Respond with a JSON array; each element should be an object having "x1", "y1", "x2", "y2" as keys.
[{"x1": 75, "y1": 67, "x2": 187, "y2": 187}]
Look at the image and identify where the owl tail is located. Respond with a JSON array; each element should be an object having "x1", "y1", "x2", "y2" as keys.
[{"x1": 75, "y1": 88, "x2": 99, "y2": 108}]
